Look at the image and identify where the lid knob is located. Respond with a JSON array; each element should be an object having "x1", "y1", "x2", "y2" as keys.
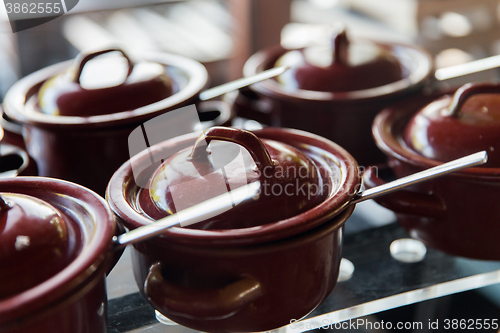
[
  {"x1": 0, "y1": 193, "x2": 71, "y2": 299},
  {"x1": 331, "y1": 27, "x2": 349, "y2": 66},
  {"x1": 275, "y1": 26, "x2": 404, "y2": 92}
]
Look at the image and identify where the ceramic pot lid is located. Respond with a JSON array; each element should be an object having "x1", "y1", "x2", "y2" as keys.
[
  {"x1": 38, "y1": 48, "x2": 173, "y2": 116},
  {"x1": 404, "y1": 82, "x2": 500, "y2": 167},
  {"x1": 0, "y1": 193, "x2": 74, "y2": 299},
  {"x1": 139, "y1": 127, "x2": 330, "y2": 230},
  {"x1": 274, "y1": 28, "x2": 404, "y2": 92}
]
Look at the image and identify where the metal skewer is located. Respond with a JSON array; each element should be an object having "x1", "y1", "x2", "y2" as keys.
[
  {"x1": 113, "y1": 181, "x2": 261, "y2": 249},
  {"x1": 199, "y1": 66, "x2": 288, "y2": 101},
  {"x1": 352, "y1": 151, "x2": 488, "y2": 204}
]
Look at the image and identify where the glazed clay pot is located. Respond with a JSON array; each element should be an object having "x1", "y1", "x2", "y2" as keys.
[
  {"x1": 369, "y1": 83, "x2": 500, "y2": 260},
  {"x1": 0, "y1": 177, "x2": 116, "y2": 333},
  {"x1": 3, "y1": 48, "x2": 230, "y2": 195},
  {"x1": 231, "y1": 29, "x2": 433, "y2": 166},
  {"x1": 107, "y1": 127, "x2": 361, "y2": 332}
]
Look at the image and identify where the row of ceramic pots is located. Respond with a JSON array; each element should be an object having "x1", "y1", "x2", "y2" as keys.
[
  {"x1": 1, "y1": 28, "x2": 435, "y2": 195},
  {"x1": 0, "y1": 125, "x2": 361, "y2": 333},
  {"x1": 0, "y1": 29, "x2": 499, "y2": 333}
]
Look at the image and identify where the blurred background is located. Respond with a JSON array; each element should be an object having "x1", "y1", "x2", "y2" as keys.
[{"x1": 1, "y1": 0, "x2": 500, "y2": 99}]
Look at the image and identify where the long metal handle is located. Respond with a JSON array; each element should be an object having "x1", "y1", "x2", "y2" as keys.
[
  {"x1": 199, "y1": 66, "x2": 288, "y2": 101},
  {"x1": 352, "y1": 151, "x2": 488, "y2": 204},
  {"x1": 435, "y1": 55, "x2": 500, "y2": 81},
  {"x1": 113, "y1": 182, "x2": 261, "y2": 249}
]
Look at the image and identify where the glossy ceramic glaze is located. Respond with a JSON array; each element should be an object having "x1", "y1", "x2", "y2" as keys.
[
  {"x1": 0, "y1": 177, "x2": 116, "y2": 333},
  {"x1": 0, "y1": 194, "x2": 72, "y2": 299},
  {"x1": 231, "y1": 36, "x2": 433, "y2": 166},
  {"x1": 371, "y1": 88, "x2": 500, "y2": 260},
  {"x1": 106, "y1": 127, "x2": 361, "y2": 332},
  {"x1": 38, "y1": 49, "x2": 173, "y2": 117},
  {"x1": 3, "y1": 52, "x2": 210, "y2": 195},
  {"x1": 140, "y1": 127, "x2": 329, "y2": 229},
  {"x1": 276, "y1": 29, "x2": 404, "y2": 92},
  {"x1": 404, "y1": 82, "x2": 500, "y2": 167}
]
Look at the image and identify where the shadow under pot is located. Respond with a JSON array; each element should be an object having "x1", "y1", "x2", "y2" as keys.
[
  {"x1": 229, "y1": 27, "x2": 433, "y2": 167},
  {"x1": 0, "y1": 177, "x2": 116, "y2": 333},
  {"x1": 3, "y1": 48, "x2": 231, "y2": 195},
  {"x1": 106, "y1": 127, "x2": 361, "y2": 332},
  {"x1": 369, "y1": 82, "x2": 500, "y2": 260}
]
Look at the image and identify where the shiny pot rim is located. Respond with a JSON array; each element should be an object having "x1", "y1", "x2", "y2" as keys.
[
  {"x1": 243, "y1": 42, "x2": 433, "y2": 102},
  {"x1": 106, "y1": 127, "x2": 361, "y2": 247},
  {"x1": 3, "y1": 52, "x2": 208, "y2": 129},
  {"x1": 372, "y1": 89, "x2": 500, "y2": 177},
  {"x1": 0, "y1": 177, "x2": 116, "y2": 324}
]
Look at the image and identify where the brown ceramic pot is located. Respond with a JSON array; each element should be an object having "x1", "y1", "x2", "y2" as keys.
[
  {"x1": 369, "y1": 83, "x2": 500, "y2": 260},
  {"x1": 106, "y1": 127, "x2": 361, "y2": 332},
  {"x1": 230, "y1": 29, "x2": 433, "y2": 166},
  {"x1": 3, "y1": 48, "x2": 231, "y2": 195},
  {"x1": 0, "y1": 177, "x2": 116, "y2": 333}
]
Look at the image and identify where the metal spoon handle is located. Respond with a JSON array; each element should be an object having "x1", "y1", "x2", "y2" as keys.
[
  {"x1": 435, "y1": 55, "x2": 500, "y2": 81},
  {"x1": 113, "y1": 182, "x2": 260, "y2": 249},
  {"x1": 199, "y1": 66, "x2": 288, "y2": 101},
  {"x1": 352, "y1": 151, "x2": 488, "y2": 204}
]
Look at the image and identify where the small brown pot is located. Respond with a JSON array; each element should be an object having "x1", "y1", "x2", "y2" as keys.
[
  {"x1": 230, "y1": 31, "x2": 433, "y2": 166},
  {"x1": 370, "y1": 84, "x2": 500, "y2": 260},
  {"x1": 0, "y1": 177, "x2": 116, "y2": 333},
  {"x1": 106, "y1": 127, "x2": 361, "y2": 332},
  {"x1": 3, "y1": 49, "x2": 232, "y2": 195}
]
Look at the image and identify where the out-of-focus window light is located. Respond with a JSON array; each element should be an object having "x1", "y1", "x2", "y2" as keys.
[
  {"x1": 435, "y1": 48, "x2": 474, "y2": 69},
  {"x1": 468, "y1": 7, "x2": 493, "y2": 31},
  {"x1": 308, "y1": 0, "x2": 340, "y2": 10},
  {"x1": 440, "y1": 12, "x2": 472, "y2": 37},
  {"x1": 61, "y1": 1, "x2": 232, "y2": 63},
  {"x1": 420, "y1": 16, "x2": 442, "y2": 40}
]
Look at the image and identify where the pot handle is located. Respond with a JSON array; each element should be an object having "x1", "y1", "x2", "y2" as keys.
[
  {"x1": 363, "y1": 165, "x2": 446, "y2": 218},
  {"x1": 72, "y1": 48, "x2": 134, "y2": 84},
  {"x1": 188, "y1": 127, "x2": 276, "y2": 171},
  {"x1": 447, "y1": 82, "x2": 500, "y2": 116},
  {"x1": 144, "y1": 262, "x2": 262, "y2": 320},
  {"x1": 0, "y1": 144, "x2": 33, "y2": 177}
]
